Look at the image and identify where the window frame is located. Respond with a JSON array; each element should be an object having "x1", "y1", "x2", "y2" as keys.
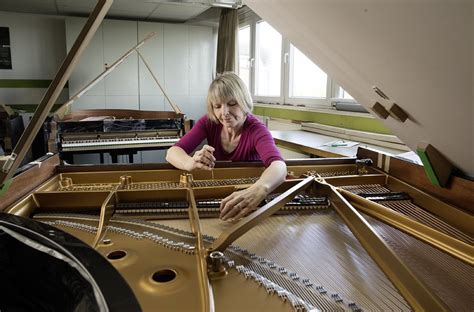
[
  {"x1": 252, "y1": 20, "x2": 284, "y2": 104},
  {"x1": 238, "y1": 17, "x2": 364, "y2": 112},
  {"x1": 237, "y1": 24, "x2": 252, "y2": 91},
  {"x1": 285, "y1": 42, "x2": 331, "y2": 107},
  {"x1": 331, "y1": 83, "x2": 355, "y2": 102}
]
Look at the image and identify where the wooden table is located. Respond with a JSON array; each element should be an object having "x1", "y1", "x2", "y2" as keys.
[{"x1": 271, "y1": 130, "x2": 403, "y2": 158}]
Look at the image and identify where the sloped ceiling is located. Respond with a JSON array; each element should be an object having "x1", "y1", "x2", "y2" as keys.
[{"x1": 245, "y1": 0, "x2": 473, "y2": 178}]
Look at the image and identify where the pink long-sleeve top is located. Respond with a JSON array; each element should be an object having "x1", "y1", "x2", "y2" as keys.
[{"x1": 175, "y1": 114, "x2": 283, "y2": 167}]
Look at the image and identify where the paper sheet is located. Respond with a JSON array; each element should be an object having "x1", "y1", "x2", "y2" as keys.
[
  {"x1": 396, "y1": 151, "x2": 422, "y2": 165},
  {"x1": 322, "y1": 140, "x2": 359, "y2": 148},
  {"x1": 80, "y1": 116, "x2": 112, "y2": 121}
]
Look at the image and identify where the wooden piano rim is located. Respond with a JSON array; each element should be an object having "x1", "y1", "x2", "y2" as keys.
[
  {"x1": 357, "y1": 147, "x2": 474, "y2": 213},
  {"x1": 56, "y1": 157, "x2": 358, "y2": 173}
]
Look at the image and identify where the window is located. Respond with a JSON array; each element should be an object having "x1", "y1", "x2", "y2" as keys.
[
  {"x1": 289, "y1": 44, "x2": 327, "y2": 98},
  {"x1": 338, "y1": 87, "x2": 354, "y2": 100},
  {"x1": 238, "y1": 18, "x2": 363, "y2": 112},
  {"x1": 238, "y1": 26, "x2": 251, "y2": 90},
  {"x1": 255, "y1": 21, "x2": 282, "y2": 97}
]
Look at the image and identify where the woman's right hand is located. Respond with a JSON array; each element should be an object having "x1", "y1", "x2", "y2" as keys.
[{"x1": 188, "y1": 144, "x2": 215, "y2": 171}]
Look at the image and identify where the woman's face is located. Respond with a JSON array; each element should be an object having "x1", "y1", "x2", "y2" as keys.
[{"x1": 213, "y1": 99, "x2": 246, "y2": 129}]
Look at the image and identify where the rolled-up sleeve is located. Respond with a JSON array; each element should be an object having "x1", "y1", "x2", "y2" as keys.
[
  {"x1": 252, "y1": 123, "x2": 284, "y2": 167},
  {"x1": 174, "y1": 116, "x2": 208, "y2": 154}
]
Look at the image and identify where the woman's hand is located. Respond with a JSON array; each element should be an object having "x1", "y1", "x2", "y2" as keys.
[
  {"x1": 219, "y1": 184, "x2": 269, "y2": 221},
  {"x1": 188, "y1": 144, "x2": 216, "y2": 171},
  {"x1": 219, "y1": 160, "x2": 287, "y2": 221}
]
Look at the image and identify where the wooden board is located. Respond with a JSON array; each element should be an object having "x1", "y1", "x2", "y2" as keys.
[{"x1": 0, "y1": 154, "x2": 59, "y2": 211}]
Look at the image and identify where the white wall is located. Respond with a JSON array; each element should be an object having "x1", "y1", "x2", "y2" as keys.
[
  {"x1": 0, "y1": 11, "x2": 68, "y2": 108},
  {"x1": 0, "y1": 12, "x2": 216, "y2": 164},
  {"x1": 65, "y1": 17, "x2": 216, "y2": 164},
  {"x1": 66, "y1": 17, "x2": 215, "y2": 121}
]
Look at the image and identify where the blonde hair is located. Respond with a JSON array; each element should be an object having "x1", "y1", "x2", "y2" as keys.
[{"x1": 207, "y1": 72, "x2": 253, "y2": 123}]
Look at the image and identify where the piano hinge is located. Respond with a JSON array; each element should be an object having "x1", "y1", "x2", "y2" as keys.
[{"x1": 1, "y1": 153, "x2": 17, "y2": 173}]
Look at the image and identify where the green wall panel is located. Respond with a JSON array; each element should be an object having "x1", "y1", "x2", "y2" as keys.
[{"x1": 253, "y1": 106, "x2": 391, "y2": 135}]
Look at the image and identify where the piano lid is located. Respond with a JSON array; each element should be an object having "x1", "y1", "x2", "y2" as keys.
[{"x1": 245, "y1": 1, "x2": 473, "y2": 178}]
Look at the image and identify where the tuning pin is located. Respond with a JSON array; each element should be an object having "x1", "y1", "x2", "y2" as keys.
[
  {"x1": 179, "y1": 172, "x2": 193, "y2": 187},
  {"x1": 59, "y1": 177, "x2": 73, "y2": 189},
  {"x1": 119, "y1": 175, "x2": 132, "y2": 188}
]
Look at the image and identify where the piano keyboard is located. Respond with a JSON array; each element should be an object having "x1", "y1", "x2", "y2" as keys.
[{"x1": 61, "y1": 136, "x2": 180, "y2": 151}]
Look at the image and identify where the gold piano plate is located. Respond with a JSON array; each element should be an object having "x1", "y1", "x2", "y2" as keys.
[{"x1": 2, "y1": 152, "x2": 473, "y2": 311}]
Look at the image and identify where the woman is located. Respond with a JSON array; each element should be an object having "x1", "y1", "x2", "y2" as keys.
[{"x1": 166, "y1": 72, "x2": 287, "y2": 221}]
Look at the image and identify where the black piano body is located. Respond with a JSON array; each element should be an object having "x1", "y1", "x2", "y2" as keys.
[{"x1": 50, "y1": 109, "x2": 187, "y2": 163}]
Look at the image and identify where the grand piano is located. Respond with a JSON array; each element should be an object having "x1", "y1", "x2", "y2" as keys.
[
  {"x1": 52, "y1": 108, "x2": 185, "y2": 163},
  {"x1": 0, "y1": 1, "x2": 472, "y2": 311}
]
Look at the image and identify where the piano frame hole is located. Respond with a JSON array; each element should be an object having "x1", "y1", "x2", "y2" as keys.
[
  {"x1": 152, "y1": 269, "x2": 177, "y2": 283},
  {"x1": 107, "y1": 250, "x2": 127, "y2": 260}
]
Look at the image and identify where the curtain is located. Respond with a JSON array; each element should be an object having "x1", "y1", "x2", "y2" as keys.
[{"x1": 216, "y1": 8, "x2": 239, "y2": 74}]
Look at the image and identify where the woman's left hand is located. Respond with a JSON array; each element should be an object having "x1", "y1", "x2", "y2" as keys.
[{"x1": 219, "y1": 185, "x2": 268, "y2": 221}]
